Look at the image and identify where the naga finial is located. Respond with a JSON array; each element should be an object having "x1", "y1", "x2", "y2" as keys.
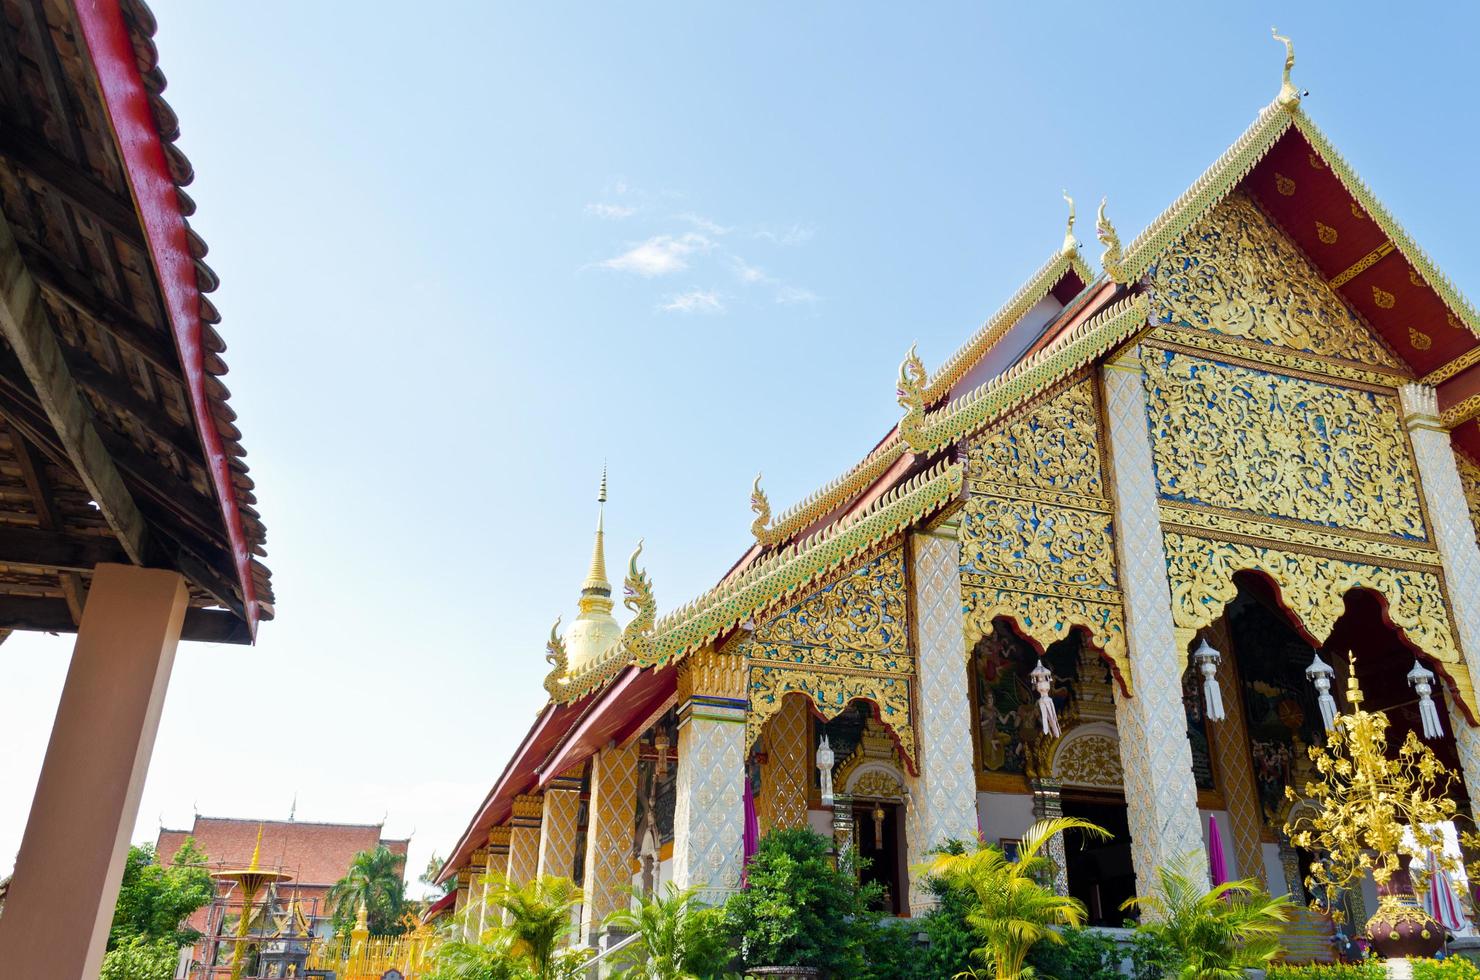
[
  {"x1": 1060, "y1": 190, "x2": 1077, "y2": 256},
  {"x1": 1272, "y1": 27, "x2": 1300, "y2": 109},
  {"x1": 622, "y1": 540, "x2": 657, "y2": 666},
  {"x1": 750, "y1": 473, "x2": 774, "y2": 546},
  {"x1": 1096, "y1": 197, "x2": 1126, "y2": 283},
  {"x1": 542, "y1": 616, "x2": 569, "y2": 696},
  {"x1": 897, "y1": 343, "x2": 929, "y2": 452}
]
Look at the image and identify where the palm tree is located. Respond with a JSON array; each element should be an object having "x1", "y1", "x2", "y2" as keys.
[
  {"x1": 1121, "y1": 852, "x2": 1294, "y2": 980},
  {"x1": 603, "y1": 884, "x2": 730, "y2": 979},
  {"x1": 328, "y1": 845, "x2": 407, "y2": 936},
  {"x1": 484, "y1": 873, "x2": 582, "y2": 979},
  {"x1": 924, "y1": 817, "x2": 1109, "y2": 980}
]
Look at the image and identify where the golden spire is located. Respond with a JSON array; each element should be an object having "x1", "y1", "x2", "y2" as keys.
[
  {"x1": 1272, "y1": 27, "x2": 1300, "y2": 109},
  {"x1": 1061, "y1": 190, "x2": 1077, "y2": 256},
  {"x1": 355, "y1": 897, "x2": 369, "y2": 932},
  {"x1": 1346, "y1": 655, "x2": 1364, "y2": 707},
  {"x1": 564, "y1": 465, "x2": 623, "y2": 673},
  {"x1": 580, "y1": 466, "x2": 612, "y2": 607},
  {"x1": 247, "y1": 824, "x2": 263, "y2": 872}
]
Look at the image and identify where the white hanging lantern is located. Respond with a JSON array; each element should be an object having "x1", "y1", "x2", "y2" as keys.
[
  {"x1": 1407, "y1": 660, "x2": 1445, "y2": 740},
  {"x1": 1029, "y1": 660, "x2": 1061, "y2": 738},
  {"x1": 1306, "y1": 653, "x2": 1338, "y2": 732},
  {"x1": 816, "y1": 734, "x2": 835, "y2": 807},
  {"x1": 1192, "y1": 638, "x2": 1226, "y2": 722}
]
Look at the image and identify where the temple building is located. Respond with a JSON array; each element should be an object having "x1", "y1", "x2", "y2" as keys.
[{"x1": 440, "y1": 39, "x2": 1480, "y2": 958}]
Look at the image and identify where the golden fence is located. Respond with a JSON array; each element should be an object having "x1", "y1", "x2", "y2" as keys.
[{"x1": 303, "y1": 926, "x2": 439, "y2": 979}]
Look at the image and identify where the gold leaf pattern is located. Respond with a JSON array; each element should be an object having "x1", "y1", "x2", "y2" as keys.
[
  {"x1": 1161, "y1": 531, "x2": 1474, "y2": 719},
  {"x1": 1373, "y1": 286, "x2": 1396, "y2": 309},
  {"x1": 1152, "y1": 194, "x2": 1399, "y2": 367},
  {"x1": 1275, "y1": 172, "x2": 1297, "y2": 196},
  {"x1": 1409, "y1": 327, "x2": 1433, "y2": 351},
  {"x1": 1351, "y1": 201, "x2": 1366, "y2": 220},
  {"x1": 1308, "y1": 153, "x2": 1326, "y2": 171},
  {"x1": 1316, "y1": 221, "x2": 1338, "y2": 244},
  {"x1": 1141, "y1": 348, "x2": 1427, "y2": 540}
]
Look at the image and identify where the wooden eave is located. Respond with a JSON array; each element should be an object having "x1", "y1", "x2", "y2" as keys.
[{"x1": 0, "y1": 0, "x2": 271, "y2": 640}]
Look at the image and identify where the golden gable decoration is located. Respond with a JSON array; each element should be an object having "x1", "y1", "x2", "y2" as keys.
[
  {"x1": 1141, "y1": 347, "x2": 1427, "y2": 541},
  {"x1": 1151, "y1": 193, "x2": 1400, "y2": 368},
  {"x1": 741, "y1": 546, "x2": 917, "y2": 770},
  {"x1": 960, "y1": 377, "x2": 1131, "y2": 693}
]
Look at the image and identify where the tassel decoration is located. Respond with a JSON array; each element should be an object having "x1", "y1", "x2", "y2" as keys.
[
  {"x1": 1306, "y1": 653, "x2": 1338, "y2": 732},
  {"x1": 1029, "y1": 660, "x2": 1061, "y2": 738},
  {"x1": 1192, "y1": 638, "x2": 1226, "y2": 722},
  {"x1": 1408, "y1": 660, "x2": 1445, "y2": 740}
]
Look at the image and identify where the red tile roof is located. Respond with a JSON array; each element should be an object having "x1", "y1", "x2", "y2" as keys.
[{"x1": 156, "y1": 817, "x2": 407, "y2": 888}]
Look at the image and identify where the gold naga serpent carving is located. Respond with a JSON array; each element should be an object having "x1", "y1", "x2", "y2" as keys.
[
  {"x1": 960, "y1": 378, "x2": 1131, "y2": 693},
  {"x1": 742, "y1": 546, "x2": 917, "y2": 770},
  {"x1": 1151, "y1": 193, "x2": 1400, "y2": 368},
  {"x1": 1141, "y1": 348, "x2": 1427, "y2": 541}
]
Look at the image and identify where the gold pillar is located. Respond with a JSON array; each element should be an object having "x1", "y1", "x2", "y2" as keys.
[
  {"x1": 538, "y1": 770, "x2": 584, "y2": 880},
  {"x1": 482, "y1": 826, "x2": 511, "y2": 936},
  {"x1": 580, "y1": 742, "x2": 640, "y2": 941},
  {"x1": 756, "y1": 695, "x2": 809, "y2": 833},
  {"x1": 506, "y1": 795, "x2": 543, "y2": 889},
  {"x1": 0, "y1": 565, "x2": 189, "y2": 980}
]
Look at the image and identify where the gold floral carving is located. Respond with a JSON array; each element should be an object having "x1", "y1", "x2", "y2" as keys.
[
  {"x1": 1151, "y1": 193, "x2": 1399, "y2": 367},
  {"x1": 1373, "y1": 286, "x2": 1396, "y2": 309},
  {"x1": 741, "y1": 547, "x2": 917, "y2": 771},
  {"x1": 746, "y1": 665, "x2": 915, "y2": 770},
  {"x1": 1053, "y1": 733, "x2": 1124, "y2": 788},
  {"x1": 1161, "y1": 531, "x2": 1475, "y2": 717},
  {"x1": 1315, "y1": 221, "x2": 1338, "y2": 244},
  {"x1": 1141, "y1": 348, "x2": 1427, "y2": 541},
  {"x1": 961, "y1": 378, "x2": 1131, "y2": 692},
  {"x1": 851, "y1": 770, "x2": 906, "y2": 800},
  {"x1": 678, "y1": 649, "x2": 748, "y2": 701},
  {"x1": 1409, "y1": 327, "x2": 1433, "y2": 351},
  {"x1": 749, "y1": 547, "x2": 910, "y2": 672}
]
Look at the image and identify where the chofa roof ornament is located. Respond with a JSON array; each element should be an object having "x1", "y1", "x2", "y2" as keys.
[{"x1": 1272, "y1": 27, "x2": 1300, "y2": 110}]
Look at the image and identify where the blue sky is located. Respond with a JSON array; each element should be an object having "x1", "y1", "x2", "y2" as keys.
[{"x1": 2, "y1": 2, "x2": 1478, "y2": 892}]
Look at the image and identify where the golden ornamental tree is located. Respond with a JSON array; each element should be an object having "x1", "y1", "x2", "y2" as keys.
[{"x1": 1283, "y1": 663, "x2": 1457, "y2": 923}]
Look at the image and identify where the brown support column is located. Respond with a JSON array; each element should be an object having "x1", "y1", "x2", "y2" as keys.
[{"x1": 0, "y1": 564, "x2": 188, "y2": 980}]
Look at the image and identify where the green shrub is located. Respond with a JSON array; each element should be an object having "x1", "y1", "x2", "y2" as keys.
[
  {"x1": 98, "y1": 936, "x2": 180, "y2": 980},
  {"x1": 856, "y1": 919, "x2": 928, "y2": 980},
  {"x1": 1128, "y1": 931, "x2": 1179, "y2": 980},
  {"x1": 1025, "y1": 926, "x2": 1122, "y2": 980},
  {"x1": 1266, "y1": 963, "x2": 1384, "y2": 979},
  {"x1": 1414, "y1": 958, "x2": 1480, "y2": 980},
  {"x1": 721, "y1": 828, "x2": 882, "y2": 975},
  {"x1": 918, "y1": 840, "x2": 979, "y2": 979}
]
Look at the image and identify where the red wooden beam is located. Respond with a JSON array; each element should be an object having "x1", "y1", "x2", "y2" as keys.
[{"x1": 73, "y1": 0, "x2": 259, "y2": 636}]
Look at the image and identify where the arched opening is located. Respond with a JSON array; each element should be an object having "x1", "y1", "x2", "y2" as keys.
[
  {"x1": 969, "y1": 616, "x2": 1154, "y2": 925},
  {"x1": 1214, "y1": 573, "x2": 1468, "y2": 943}
]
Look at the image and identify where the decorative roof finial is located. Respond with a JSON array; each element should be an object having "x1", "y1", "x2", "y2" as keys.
[
  {"x1": 897, "y1": 343, "x2": 928, "y2": 452},
  {"x1": 1346, "y1": 654, "x2": 1364, "y2": 707},
  {"x1": 248, "y1": 824, "x2": 264, "y2": 871},
  {"x1": 582, "y1": 467, "x2": 611, "y2": 599},
  {"x1": 1096, "y1": 198, "x2": 1126, "y2": 283},
  {"x1": 1061, "y1": 190, "x2": 1077, "y2": 256},
  {"x1": 1272, "y1": 27, "x2": 1300, "y2": 109},
  {"x1": 750, "y1": 474, "x2": 773, "y2": 545}
]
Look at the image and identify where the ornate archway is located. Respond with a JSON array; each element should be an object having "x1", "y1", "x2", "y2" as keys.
[{"x1": 1161, "y1": 532, "x2": 1477, "y2": 720}]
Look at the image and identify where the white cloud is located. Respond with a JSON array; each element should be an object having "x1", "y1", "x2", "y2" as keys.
[
  {"x1": 600, "y1": 233, "x2": 712, "y2": 277},
  {"x1": 729, "y1": 256, "x2": 771, "y2": 285},
  {"x1": 585, "y1": 202, "x2": 637, "y2": 220},
  {"x1": 776, "y1": 285, "x2": 819, "y2": 305},
  {"x1": 677, "y1": 212, "x2": 732, "y2": 236},
  {"x1": 659, "y1": 289, "x2": 725, "y2": 314},
  {"x1": 755, "y1": 223, "x2": 816, "y2": 247}
]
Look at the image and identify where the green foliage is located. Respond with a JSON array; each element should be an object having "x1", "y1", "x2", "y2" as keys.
[
  {"x1": 1025, "y1": 926, "x2": 1123, "y2": 980},
  {"x1": 428, "y1": 875, "x2": 590, "y2": 980},
  {"x1": 109, "y1": 839, "x2": 213, "y2": 950},
  {"x1": 329, "y1": 844, "x2": 408, "y2": 936},
  {"x1": 605, "y1": 883, "x2": 735, "y2": 979},
  {"x1": 1266, "y1": 964, "x2": 1384, "y2": 979},
  {"x1": 720, "y1": 827, "x2": 883, "y2": 973},
  {"x1": 924, "y1": 817, "x2": 1109, "y2": 980},
  {"x1": 98, "y1": 935, "x2": 180, "y2": 980},
  {"x1": 855, "y1": 919, "x2": 928, "y2": 980},
  {"x1": 1414, "y1": 959, "x2": 1480, "y2": 980},
  {"x1": 1127, "y1": 930, "x2": 1181, "y2": 980},
  {"x1": 1125, "y1": 853, "x2": 1295, "y2": 980},
  {"x1": 918, "y1": 839, "x2": 979, "y2": 980},
  {"x1": 422, "y1": 853, "x2": 454, "y2": 897}
]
